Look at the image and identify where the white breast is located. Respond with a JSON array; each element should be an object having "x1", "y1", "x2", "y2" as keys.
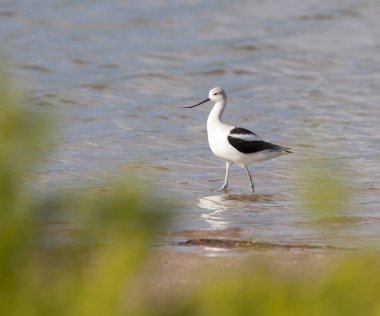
[
  {"x1": 207, "y1": 124, "x2": 244, "y2": 164},
  {"x1": 206, "y1": 101, "x2": 248, "y2": 164}
]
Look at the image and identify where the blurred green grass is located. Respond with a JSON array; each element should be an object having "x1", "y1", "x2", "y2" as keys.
[
  {"x1": 163, "y1": 256, "x2": 380, "y2": 316},
  {"x1": 1, "y1": 66, "x2": 380, "y2": 316},
  {"x1": 0, "y1": 71, "x2": 169, "y2": 315}
]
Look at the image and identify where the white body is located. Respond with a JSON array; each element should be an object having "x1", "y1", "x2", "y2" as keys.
[
  {"x1": 206, "y1": 95, "x2": 285, "y2": 168},
  {"x1": 186, "y1": 86, "x2": 290, "y2": 192}
]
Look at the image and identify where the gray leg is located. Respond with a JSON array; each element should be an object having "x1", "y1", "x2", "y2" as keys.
[
  {"x1": 244, "y1": 167, "x2": 254, "y2": 193},
  {"x1": 219, "y1": 161, "x2": 231, "y2": 191}
]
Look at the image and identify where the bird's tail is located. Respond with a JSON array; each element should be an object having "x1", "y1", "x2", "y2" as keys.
[{"x1": 271, "y1": 144, "x2": 293, "y2": 153}]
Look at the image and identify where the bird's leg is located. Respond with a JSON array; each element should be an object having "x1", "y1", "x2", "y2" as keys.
[
  {"x1": 244, "y1": 167, "x2": 254, "y2": 193},
  {"x1": 218, "y1": 161, "x2": 231, "y2": 191}
]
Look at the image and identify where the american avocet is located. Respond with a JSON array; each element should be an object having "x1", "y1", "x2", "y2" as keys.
[{"x1": 183, "y1": 87, "x2": 292, "y2": 193}]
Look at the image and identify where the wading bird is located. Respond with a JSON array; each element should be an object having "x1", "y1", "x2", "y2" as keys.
[{"x1": 183, "y1": 87, "x2": 291, "y2": 192}]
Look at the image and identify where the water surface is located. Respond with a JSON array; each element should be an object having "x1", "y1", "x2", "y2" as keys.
[{"x1": 2, "y1": 0, "x2": 380, "y2": 252}]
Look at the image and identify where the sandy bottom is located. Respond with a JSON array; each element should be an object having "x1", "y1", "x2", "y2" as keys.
[{"x1": 138, "y1": 246, "x2": 342, "y2": 302}]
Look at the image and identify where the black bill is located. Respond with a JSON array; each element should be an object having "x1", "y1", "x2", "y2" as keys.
[{"x1": 182, "y1": 98, "x2": 210, "y2": 108}]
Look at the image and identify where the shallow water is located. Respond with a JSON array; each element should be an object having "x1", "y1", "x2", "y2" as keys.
[{"x1": 2, "y1": 0, "x2": 380, "y2": 253}]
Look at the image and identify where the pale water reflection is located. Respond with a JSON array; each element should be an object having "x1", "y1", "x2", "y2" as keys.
[{"x1": 199, "y1": 193, "x2": 279, "y2": 233}]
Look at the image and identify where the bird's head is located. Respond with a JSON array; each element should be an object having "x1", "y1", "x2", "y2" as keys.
[
  {"x1": 183, "y1": 87, "x2": 226, "y2": 109},
  {"x1": 208, "y1": 87, "x2": 226, "y2": 103}
]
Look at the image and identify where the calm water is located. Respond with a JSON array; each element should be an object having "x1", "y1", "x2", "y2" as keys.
[{"x1": 2, "y1": 0, "x2": 380, "y2": 252}]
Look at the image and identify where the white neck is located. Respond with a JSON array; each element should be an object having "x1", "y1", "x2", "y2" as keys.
[{"x1": 207, "y1": 100, "x2": 226, "y2": 130}]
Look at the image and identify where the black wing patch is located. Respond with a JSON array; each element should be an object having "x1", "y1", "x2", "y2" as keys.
[
  {"x1": 229, "y1": 127, "x2": 258, "y2": 136},
  {"x1": 228, "y1": 137, "x2": 286, "y2": 154}
]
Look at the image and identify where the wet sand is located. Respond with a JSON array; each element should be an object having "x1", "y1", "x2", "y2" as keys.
[{"x1": 140, "y1": 247, "x2": 340, "y2": 301}]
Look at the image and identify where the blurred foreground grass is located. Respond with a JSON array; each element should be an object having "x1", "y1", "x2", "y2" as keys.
[
  {"x1": 1, "y1": 69, "x2": 380, "y2": 315},
  {"x1": 0, "y1": 72, "x2": 169, "y2": 315}
]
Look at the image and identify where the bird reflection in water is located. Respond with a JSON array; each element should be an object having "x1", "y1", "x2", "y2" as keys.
[{"x1": 198, "y1": 193, "x2": 277, "y2": 230}]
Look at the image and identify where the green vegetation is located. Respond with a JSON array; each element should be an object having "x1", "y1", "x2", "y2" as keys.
[
  {"x1": 1, "y1": 68, "x2": 380, "y2": 315},
  {"x1": 164, "y1": 256, "x2": 380, "y2": 316},
  {"x1": 0, "y1": 73, "x2": 169, "y2": 315},
  {"x1": 298, "y1": 159, "x2": 352, "y2": 216}
]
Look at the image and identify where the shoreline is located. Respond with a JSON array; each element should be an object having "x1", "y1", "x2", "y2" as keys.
[{"x1": 140, "y1": 245, "x2": 344, "y2": 301}]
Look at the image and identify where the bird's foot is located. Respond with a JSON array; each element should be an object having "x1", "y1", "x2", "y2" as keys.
[{"x1": 214, "y1": 183, "x2": 228, "y2": 192}]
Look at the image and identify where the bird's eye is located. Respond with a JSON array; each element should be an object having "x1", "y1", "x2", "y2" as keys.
[{"x1": 213, "y1": 92, "x2": 218, "y2": 95}]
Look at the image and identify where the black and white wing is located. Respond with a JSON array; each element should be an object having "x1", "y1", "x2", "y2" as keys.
[{"x1": 227, "y1": 127, "x2": 291, "y2": 154}]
